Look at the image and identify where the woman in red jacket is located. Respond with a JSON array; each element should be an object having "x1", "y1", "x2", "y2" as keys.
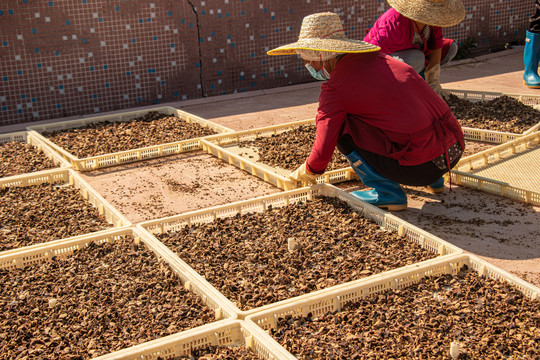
[
  {"x1": 364, "y1": 0, "x2": 465, "y2": 98},
  {"x1": 268, "y1": 12, "x2": 465, "y2": 211}
]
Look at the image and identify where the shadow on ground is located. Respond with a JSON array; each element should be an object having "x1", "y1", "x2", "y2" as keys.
[{"x1": 394, "y1": 185, "x2": 540, "y2": 261}]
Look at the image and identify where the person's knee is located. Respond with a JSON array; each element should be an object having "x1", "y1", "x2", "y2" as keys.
[
  {"x1": 391, "y1": 50, "x2": 425, "y2": 73},
  {"x1": 441, "y1": 41, "x2": 458, "y2": 66}
]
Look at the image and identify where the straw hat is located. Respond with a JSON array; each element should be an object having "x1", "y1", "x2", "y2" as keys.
[
  {"x1": 267, "y1": 12, "x2": 380, "y2": 56},
  {"x1": 388, "y1": 0, "x2": 466, "y2": 27}
]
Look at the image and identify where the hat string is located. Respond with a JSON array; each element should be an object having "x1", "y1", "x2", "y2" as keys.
[{"x1": 320, "y1": 27, "x2": 348, "y2": 39}]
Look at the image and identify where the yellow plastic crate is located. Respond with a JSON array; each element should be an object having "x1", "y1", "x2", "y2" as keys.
[
  {"x1": 26, "y1": 106, "x2": 234, "y2": 171},
  {"x1": 201, "y1": 119, "x2": 357, "y2": 191},
  {"x1": 447, "y1": 89, "x2": 540, "y2": 142},
  {"x1": 0, "y1": 130, "x2": 71, "y2": 177},
  {"x1": 0, "y1": 168, "x2": 131, "y2": 253},
  {"x1": 0, "y1": 227, "x2": 241, "y2": 359},
  {"x1": 94, "y1": 319, "x2": 293, "y2": 360},
  {"x1": 245, "y1": 253, "x2": 539, "y2": 358},
  {"x1": 0, "y1": 227, "x2": 236, "y2": 319},
  {"x1": 137, "y1": 184, "x2": 463, "y2": 319},
  {"x1": 451, "y1": 132, "x2": 540, "y2": 205}
]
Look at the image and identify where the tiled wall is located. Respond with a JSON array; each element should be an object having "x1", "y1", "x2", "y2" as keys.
[{"x1": 0, "y1": 0, "x2": 533, "y2": 127}]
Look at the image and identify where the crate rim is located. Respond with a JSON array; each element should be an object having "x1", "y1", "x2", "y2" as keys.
[
  {"x1": 24, "y1": 106, "x2": 235, "y2": 171},
  {"x1": 94, "y1": 319, "x2": 296, "y2": 360},
  {"x1": 452, "y1": 131, "x2": 540, "y2": 205},
  {"x1": 245, "y1": 252, "x2": 540, "y2": 327},
  {"x1": 200, "y1": 129, "x2": 357, "y2": 190},
  {"x1": 0, "y1": 130, "x2": 72, "y2": 175},
  {"x1": 446, "y1": 87, "x2": 540, "y2": 101},
  {"x1": 457, "y1": 131, "x2": 540, "y2": 167},
  {"x1": 201, "y1": 118, "x2": 314, "y2": 142},
  {"x1": 26, "y1": 105, "x2": 234, "y2": 133},
  {"x1": 0, "y1": 167, "x2": 131, "y2": 229},
  {"x1": 137, "y1": 183, "x2": 464, "y2": 319},
  {"x1": 0, "y1": 227, "x2": 241, "y2": 358},
  {"x1": 0, "y1": 226, "x2": 238, "y2": 317}
]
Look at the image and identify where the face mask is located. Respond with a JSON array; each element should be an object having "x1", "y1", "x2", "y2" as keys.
[{"x1": 305, "y1": 63, "x2": 330, "y2": 81}]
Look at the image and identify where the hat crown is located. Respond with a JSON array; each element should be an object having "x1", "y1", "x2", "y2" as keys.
[{"x1": 298, "y1": 12, "x2": 347, "y2": 41}]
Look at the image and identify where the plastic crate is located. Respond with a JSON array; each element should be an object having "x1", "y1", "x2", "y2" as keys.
[
  {"x1": 0, "y1": 130, "x2": 71, "y2": 177},
  {"x1": 26, "y1": 106, "x2": 234, "y2": 171},
  {"x1": 137, "y1": 183, "x2": 463, "y2": 319},
  {"x1": 94, "y1": 319, "x2": 294, "y2": 360},
  {"x1": 0, "y1": 168, "x2": 131, "y2": 253},
  {"x1": 0, "y1": 227, "x2": 235, "y2": 319},
  {"x1": 447, "y1": 89, "x2": 540, "y2": 141},
  {"x1": 0, "y1": 227, "x2": 241, "y2": 358},
  {"x1": 201, "y1": 119, "x2": 357, "y2": 191},
  {"x1": 245, "y1": 253, "x2": 539, "y2": 351},
  {"x1": 451, "y1": 132, "x2": 540, "y2": 205}
]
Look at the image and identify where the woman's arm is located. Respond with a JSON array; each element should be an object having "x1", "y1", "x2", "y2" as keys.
[{"x1": 425, "y1": 47, "x2": 442, "y2": 71}]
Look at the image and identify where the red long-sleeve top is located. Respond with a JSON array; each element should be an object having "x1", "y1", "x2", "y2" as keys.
[{"x1": 306, "y1": 52, "x2": 463, "y2": 174}]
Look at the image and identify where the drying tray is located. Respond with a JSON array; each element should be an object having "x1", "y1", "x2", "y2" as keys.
[
  {"x1": 0, "y1": 227, "x2": 240, "y2": 358},
  {"x1": 137, "y1": 183, "x2": 463, "y2": 319},
  {"x1": 0, "y1": 130, "x2": 71, "y2": 178},
  {"x1": 447, "y1": 89, "x2": 540, "y2": 142},
  {"x1": 0, "y1": 228, "x2": 235, "y2": 319},
  {"x1": 0, "y1": 168, "x2": 131, "y2": 253},
  {"x1": 245, "y1": 253, "x2": 539, "y2": 359},
  {"x1": 26, "y1": 106, "x2": 234, "y2": 171},
  {"x1": 95, "y1": 319, "x2": 291, "y2": 360},
  {"x1": 451, "y1": 132, "x2": 540, "y2": 206},
  {"x1": 201, "y1": 119, "x2": 356, "y2": 191}
]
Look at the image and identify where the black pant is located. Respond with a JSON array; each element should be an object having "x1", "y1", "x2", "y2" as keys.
[
  {"x1": 337, "y1": 134, "x2": 462, "y2": 186},
  {"x1": 529, "y1": 0, "x2": 540, "y2": 33}
]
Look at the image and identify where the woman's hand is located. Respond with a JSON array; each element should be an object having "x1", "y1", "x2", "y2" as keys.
[
  {"x1": 425, "y1": 49, "x2": 449, "y2": 99},
  {"x1": 289, "y1": 162, "x2": 320, "y2": 184},
  {"x1": 425, "y1": 63, "x2": 450, "y2": 99}
]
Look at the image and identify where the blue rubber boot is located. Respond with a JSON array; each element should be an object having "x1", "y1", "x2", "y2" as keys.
[
  {"x1": 346, "y1": 151, "x2": 407, "y2": 211},
  {"x1": 524, "y1": 30, "x2": 540, "y2": 88},
  {"x1": 427, "y1": 177, "x2": 445, "y2": 193}
]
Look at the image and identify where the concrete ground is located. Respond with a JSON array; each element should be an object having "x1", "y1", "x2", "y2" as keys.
[{"x1": 3, "y1": 47, "x2": 539, "y2": 286}]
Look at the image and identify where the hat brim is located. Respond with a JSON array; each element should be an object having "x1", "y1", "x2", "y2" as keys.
[
  {"x1": 387, "y1": 0, "x2": 466, "y2": 27},
  {"x1": 267, "y1": 38, "x2": 380, "y2": 56}
]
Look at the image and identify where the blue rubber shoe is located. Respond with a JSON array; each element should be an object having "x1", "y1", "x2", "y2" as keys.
[
  {"x1": 351, "y1": 188, "x2": 408, "y2": 211},
  {"x1": 427, "y1": 177, "x2": 445, "y2": 193},
  {"x1": 524, "y1": 30, "x2": 540, "y2": 88},
  {"x1": 346, "y1": 151, "x2": 407, "y2": 211}
]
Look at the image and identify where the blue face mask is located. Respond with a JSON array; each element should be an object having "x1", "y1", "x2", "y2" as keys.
[{"x1": 305, "y1": 63, "x2": 330, "y2": 81}]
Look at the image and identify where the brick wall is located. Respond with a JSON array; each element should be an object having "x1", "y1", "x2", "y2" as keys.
[{"x1": 0, "y1": 0, "x2": 532, "y2": 127}]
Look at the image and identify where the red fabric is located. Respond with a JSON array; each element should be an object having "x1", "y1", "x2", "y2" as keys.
[
  {"x1": 364, "y1": 8, "x2": 443, "y2": 57},
  {"x1": 305, "y1": 52, "x2": 463, "y2": 174},
  {"x1": 440, "y1": 38, "x2": 455, "y2": 60},
  {"x1": 424, "y1": 38, "x2": 455, "y2": 66}
]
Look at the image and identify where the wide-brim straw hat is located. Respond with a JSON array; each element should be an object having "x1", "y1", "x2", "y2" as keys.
[
  {"x1": 267, "y1": 12, "x2": 380, "y2": 56},
  {"x1": 388, "y1": 0, "x2": 466, "y2": 27}
]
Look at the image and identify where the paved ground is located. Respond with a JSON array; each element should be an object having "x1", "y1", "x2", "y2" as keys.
[
  {"x1": 442, "y1": 47, "x2": 538, "y2": 94},
  {"x1": 4, "y1": 47, "x2": 540, "y2": 286}
]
